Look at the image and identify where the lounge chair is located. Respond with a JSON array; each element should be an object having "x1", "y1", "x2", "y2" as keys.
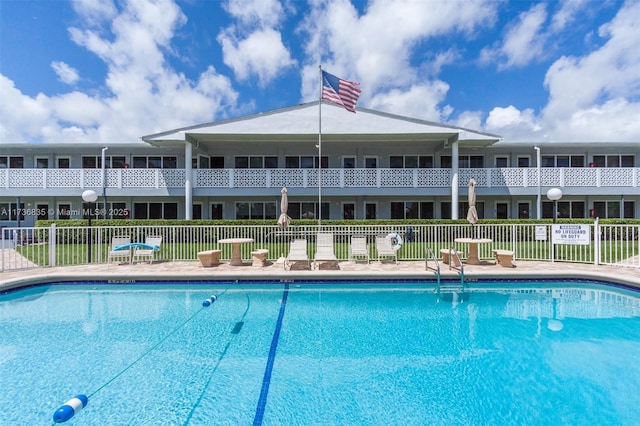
[
  {"x1": 108, "y1": 236, "x2": 132, "y2": 264},
  {"x1": 314, "y1": 232, "x2": 338, "y2": 269},
  {"x1": 375, "y1": 235, "x2": 398, "y2": 264},
  {"x1": 284, "y1": 239, "x2": 310, "y2": 270},
  {"x1": 132, "y1": 236, "x2": 162, "y2": 264},
  {"x1": 349, "y1": 235, "x2": 369, "y2": 263}
]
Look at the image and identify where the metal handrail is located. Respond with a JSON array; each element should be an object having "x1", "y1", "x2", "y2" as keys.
[{"x1": 425, "y1": 247, "x2": 440, "y2": 291}]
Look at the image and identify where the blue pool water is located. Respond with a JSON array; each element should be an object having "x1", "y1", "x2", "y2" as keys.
[{"x1": 1, "y1": 279, "x2": 639, "y2": 425}]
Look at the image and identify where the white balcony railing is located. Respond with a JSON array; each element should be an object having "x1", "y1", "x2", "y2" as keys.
[{"x1": 1, "y1": 167, "x2": 639, "y2": 190}]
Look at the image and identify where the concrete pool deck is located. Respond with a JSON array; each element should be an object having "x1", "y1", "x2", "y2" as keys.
[{"x1": 2, "y1": 257, "x2": 640, "y2": 291}]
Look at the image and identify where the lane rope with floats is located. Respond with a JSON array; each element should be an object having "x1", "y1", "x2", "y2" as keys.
[
  {"x1": 183, "y1": 289, "x2": 250, "y2": 425},
  {"x1": 51, "y1": 281, "x2": 238, "y2": 424}
]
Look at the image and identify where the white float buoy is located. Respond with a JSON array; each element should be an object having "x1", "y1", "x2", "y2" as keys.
[
  {"x1": 202, "y1": 295, "x2": 217, "y2": 307},
  {"x1": 53, "y1": 394, "x2": 88, "y2": 423}
]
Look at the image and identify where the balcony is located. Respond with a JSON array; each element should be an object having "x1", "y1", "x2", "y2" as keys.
[{"x1": 1, "y1": 167, "x2": 639, "y2": 192}]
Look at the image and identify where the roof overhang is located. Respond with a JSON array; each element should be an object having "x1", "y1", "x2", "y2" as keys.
[{"x1": 141, "y1": 101, "x2": 501, "y2": 149}]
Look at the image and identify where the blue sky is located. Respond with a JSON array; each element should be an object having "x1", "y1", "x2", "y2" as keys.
[{"x1": 1, "y1": 0, "x2": 639, "y2": 144}]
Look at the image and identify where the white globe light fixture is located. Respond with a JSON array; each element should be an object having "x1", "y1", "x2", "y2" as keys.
[
  {"x1": 81, "y1": 189, "x2": 98, "y2": 263},
  {"x1": 82, "y1": 189, "x2": 98, "y2": 203},
  {"x1": 546, "y1": 187, "x2": 563, "y2": 224}
]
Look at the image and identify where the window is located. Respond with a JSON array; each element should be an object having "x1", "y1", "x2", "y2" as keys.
[
  {"x1": 35, "y1": 157, "x2": 49, "y2": 168},
  {"x1": 343, "y1": 157, "x2": 355, "y2": 168},
  {"x1": 91, "y1": 202, "x2": 128, "y2": 219},
  {"x1": 517, "y1": 157, "x2": 530, "y2": 167},
  {"x1": 592, "y1": 155, "x2": 635, "y2": 168},
  {"x1": 541, "y1": 155, "x2": 585, "y2": 167},
  {"x1": 131, "y1": 156, "x2": 177, "y2": 169},
  {"x1": 390, "y1": 202, "x2": 434, "y2": 219},
  {"x1": 210, "y1": 157, "x2": 224, "y2": 168},
  {"x1": 495, "y1": 157, "x2": 509, "y2": 167},
  {"x1": 57, "y1": 157, "x2": 70, "y2": 168},
  {"x1": 285, "y1": 156, "x2": 328, "y2": 169},
  {"x1": 0, "y1": 156, "x2": 24, "y2": 168},
  {"x1": 440, "y1": 202, "x2": 484, "y2": 219},
  {"x1": 0, "y1": 203, "x2": 25, "y2": 220},
  {"x1": 82, "y1": 156, "x2": 127, "y2": 168},
  {"x1": 286, "y1": 202, "x2": 329, "y2": 220},
  {"x1": 542, "y1": 201, "x2": 584, "y2": 219},
  {"x1": 211, "y1": 204, "x2": 223, "y2": 219},
  {"x1": 192, "y1": 204, "x2": 202, "y2": 220},
  {"x1": 342, "y1": 203, "x2": 355, "y2": 219},
  {"x1": 234, "y1": 156, "x2": 278, "y2": 168},
  {"x1": 132, "y1": 202, "x2": 178, "y2": 219},
  {"x1": 389, "y1": 156, "x2": 433, "y2": 168},
  {"x1": 496, "y1": 203, "x2": 509, "y2": 219},
  {"x1": 518, "y1": 203, "x2": 530, "y2": 219},
  {"x1": 365, "y1": 203, "x2": 377, "y2": 219},
  {"x1": 235, "y1": 202, "x2": 277, "y2": 219},
  {"x1": 593, "y1": 201, "x2": 635, "y2": 219},
  {"x1": 37, "y1": 204, "x2": 49, "y2": 220},
  {"x1": 365, "y1": 157, "x2": 377, "y2": 168},
  {"x1": 58, "y1": 204, "x2": 72, "y2": 220},
  {"x1": 440, "y1": 155, "x2": 483, "y2": 168}
]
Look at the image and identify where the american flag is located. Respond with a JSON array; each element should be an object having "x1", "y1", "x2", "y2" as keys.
[{"x1": 321, "y1": 70, "x2": 361, "y2": 113}]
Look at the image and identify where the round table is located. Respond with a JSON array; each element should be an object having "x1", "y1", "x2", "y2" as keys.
[
  {"x1": 218, "y1": 238, "x2": 254, "y2": 266},
  {"x1": 454, "y1": 238, "x2": 493, "y2": 265}
]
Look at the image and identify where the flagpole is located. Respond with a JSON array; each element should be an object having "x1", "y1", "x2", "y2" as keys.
[{"x1": 318, "y1": 65, "x2": 322, "y2": 229}]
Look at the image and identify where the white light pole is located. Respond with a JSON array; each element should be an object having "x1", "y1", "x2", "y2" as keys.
[
  {"x1": 82, "y1": 189, "x2": 98, "y2": 263},
  {"x1": 534, "y1": 146, "x2": 541, "y2": 219},
  {"x1": 101, "y1": 147, "x2": 108, "y2": 218},
  {"x1": 547, "y1": 187, "x2": 563, "y2": 261}
]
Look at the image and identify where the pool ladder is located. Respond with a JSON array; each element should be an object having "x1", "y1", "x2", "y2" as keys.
[{"x1": 426, "y1": 247, "x2": 466, "y2": 300}]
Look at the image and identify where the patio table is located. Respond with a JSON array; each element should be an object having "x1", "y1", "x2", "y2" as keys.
[
  {"x1": 218, "y1": 238, "x2": 254, "y2": 266},
  {"x1": 454, "y1": 238, "x2": 493, "y2": 265}
]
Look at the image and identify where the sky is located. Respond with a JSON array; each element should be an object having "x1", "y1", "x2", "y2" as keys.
[{"x1": 1, "y1": 0, "x2": 639, "y2": 145}]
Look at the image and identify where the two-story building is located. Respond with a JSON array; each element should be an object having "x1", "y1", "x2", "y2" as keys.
[{"x1": 1, "y1": 101, "x2": 638, "y2": 227}]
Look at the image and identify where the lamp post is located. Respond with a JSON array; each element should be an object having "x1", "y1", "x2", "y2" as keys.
[
  {"x1": 546, "y1": 187, "x2": 563, "y2": 261},
  {"x1": 82, "y1": 189, "x2": 98, "y2": 263},
  {"x1": 534, "y1": 146, "x2": 541, "y2": 219}
]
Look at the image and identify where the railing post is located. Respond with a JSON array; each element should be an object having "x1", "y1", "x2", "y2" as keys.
[
  {"x1": 49, "y1": 223, "x2": 57, "y2": 267},
  {"x1": 594, "y1": 218, "x2": 600, "y2": 266}
]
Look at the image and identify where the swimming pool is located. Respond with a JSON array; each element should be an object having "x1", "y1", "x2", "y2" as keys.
[{"x1": 1, "y1": 279, "x2": 639, "y2": 425}]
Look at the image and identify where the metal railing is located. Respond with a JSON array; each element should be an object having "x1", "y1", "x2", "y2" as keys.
[
  {"x1": 2, "y1": 167, "x2": 639, "y2": 190},
  {"x1": 2, "y1": 221, "x2": 639, "y2": 272}
]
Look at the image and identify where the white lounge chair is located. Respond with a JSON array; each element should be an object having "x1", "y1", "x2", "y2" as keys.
[
  {"x1": 285, "y1": 239, "x2": 310, "y2": 270},
  {"x1": 375, "y1": 235, "x2": 398, "y2": 264},
  {"x1": 108, "y1": 236, "x2": 132, "y2": 264},
  {"x1": 314, "y1": 232, "x2": 338, "y2": 269},
  {"x1": 349, "y1": 235, "x2": 370, "y2": 263},
  {"x1": 132, "y1": 236, "x2": 162, "y2": 264}
]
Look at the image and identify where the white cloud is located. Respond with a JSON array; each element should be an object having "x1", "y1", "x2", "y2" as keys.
[
  {"x1": 368, "y1": 81, "x2": 451, "y2": 123},
  {"x1": 479, "y1": 3, "x2": 548, "y2": 70},
  {"x1": 51, "y1": 61, "x2": 80, "y2": 85},
  {"x1": 299, "y1": 0, "x2": 499, "y2": 119},
  {"x1": 218, "y1": 27, "x2": 296, "y2": 85},
  {"x1": 3, "y1": 0, "x2": 239, "y2": 143},
  {"x1": 218, "y1": 0, "x2": 295, "y2": 85}
]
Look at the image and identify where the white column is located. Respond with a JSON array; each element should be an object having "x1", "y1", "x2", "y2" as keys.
[
  {"x1": 184, "y1": 142, "x2": 193, "y2": 220},
  {"x1": 451, "y1": 139, "x2": 459, "y2": 219}
]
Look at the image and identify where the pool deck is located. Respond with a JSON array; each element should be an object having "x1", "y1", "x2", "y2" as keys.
[{"x1": 2, "y1": 257, "x2": 640, "y2": 291}]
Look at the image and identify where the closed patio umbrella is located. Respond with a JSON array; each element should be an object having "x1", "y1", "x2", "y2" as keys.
[
  {"x1": 467, "y1": 178, "x2": 478, "y2": 225},
  {"x1": 277, "y1": 187, "x2": 291, "y2": 230}
]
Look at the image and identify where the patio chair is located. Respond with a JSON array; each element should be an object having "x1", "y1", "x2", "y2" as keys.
[
  {"x1": 285, "y1": 239, "x2": 311, "y2": 270},
  {"x1": 375, "y1": 235, "x2": 398, "y2": 264},
  {"x1": 108, "y1": 236, "x2": 132, "y2": 264},
  {"x1": 132, "y1": 236, "x2": 162, "y2": 264},
  {"x1": 349, "y1": 235, "x2": 370, "y2": 263},
  {"x1": 314, "y1": 232, "x2": 338, "y2": 269}
]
